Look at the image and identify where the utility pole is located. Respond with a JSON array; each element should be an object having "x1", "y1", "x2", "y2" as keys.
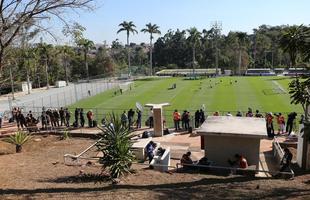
[{"x1": 211, "y1": 21, "x2": 222, "y2": 76}]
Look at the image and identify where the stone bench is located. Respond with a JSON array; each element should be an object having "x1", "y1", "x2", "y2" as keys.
[{"x1": 150, "y1": 147, "x2": 171, "y2": 172}]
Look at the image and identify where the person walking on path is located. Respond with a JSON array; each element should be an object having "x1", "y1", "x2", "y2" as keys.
[
  {"x1": 199, "y1": 109, "x2": 205, "y2": 125},
  {"x1": 136, "y1": 110, "x2": 142, "y2": 129},
  {"x1": 266, "y1": 112, "x2": 274, "y2": 138},
  {"x1": 173, "y1": 109, "x2": 181, "y2": 131},
  {"x1": 65, "y1": 108, "x2": 71, "y2": 127},
  {"x1": 80, "y1": 108, "x2": 85, "y2": 127},
  {"x1": 195, "y1": 110, "x2": 200, "y2": 128},
  {"x1": 86, "y1": 110, "x2": 94, "y2": 128},
  {"x1": 280, "y1": 148, "x2": 293, "y2": 172},
  {"x1": 121, "y1": 111, "x2": 128, "y2": 128},
  {"x1": 276, "y1": 113, "x2": 285, "y2": 135},
  {"x1": 59, "y1": 107, "x2": 65, "y2": 126},
  {"x1": 286, "y1": 112, "x2": 297, "y2": 135},
  {"x1": 148, "y1": 108, "x2": 154, "y2": 128},
  {"x1": 74, "y1": 108, "x2": 79, "y2": 127},
  {"x1": 127, "y1": 108, "x2": 135, "y2": 129}
]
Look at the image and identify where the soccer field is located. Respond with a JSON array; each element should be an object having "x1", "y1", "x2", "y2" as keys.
[{"x1": 70, "y1": 76, "x2": 302, "y2": 120}]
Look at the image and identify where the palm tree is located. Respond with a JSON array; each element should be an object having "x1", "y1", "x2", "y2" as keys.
[
  {"x1": 58, "y1": 45, "x2": 74, "y2": 86},
  {"x1": 280, "y1": 25, "x2": 307, "y2": 70},
  {"x1": 141, "y1": 23, "x2": 161, "y2": 76},
  {"x1": 37, "y1": 42, "x2": 53, "y2": 89},
  {"x1": 117, "y1": 21, "x2": 138, "y2": 76},
  {"x1": 187, "y1": 27, "x2": 201, "y2": 77},
  {"x1": 236, "y1": 32, "x2": 248, "y2": 75},
  {"x1": 77, "y1": 38, "x2": 94, "y2": 82}
]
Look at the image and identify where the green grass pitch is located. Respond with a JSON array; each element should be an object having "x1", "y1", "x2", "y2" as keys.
[{"x1": 70, "y1": 76, "x2": 302, "y2": 126}]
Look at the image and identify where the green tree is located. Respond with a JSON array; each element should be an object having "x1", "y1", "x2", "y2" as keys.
[
  {"x1": 141, "y1": 23, "x2": 161, "y2": 76},
  {"x1": 236, "y1": 32, "x2": 249, "y2": 74},
  {"x1": 280, "y1": 25, "x2": 307, "y2": 68},
  {"x1": 77, "y1": 38, "x2": 94, "y2": 82},
  {"x1": 96, "y1": 113, "x2": 135, "y2": 180},
  {"x1": 37, "y1": 42, "x2": 53, "y2": 89},
  {"x1": 117, "y1": 21, "x2": 138, "y2": 75},
  {"x1": 187, "y1": 27, "x2": 202, "y2": 76}
]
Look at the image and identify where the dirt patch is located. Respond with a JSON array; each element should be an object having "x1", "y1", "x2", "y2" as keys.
[{"x1": 1, "y1": 136, "x2": 310, "y2": 200}]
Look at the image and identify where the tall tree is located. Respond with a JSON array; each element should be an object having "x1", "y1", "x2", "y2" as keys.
[
  {"x1": 0, "y1": 0, "x2": 95, "y2": 76},
  {"x1": 37, "y1": 42, "x2": 53, "y2": 89},
  {"x1": 236, "y1": 32, "x2": 248, "y2": 75},
  {"x1": 117, "y1": 21, "x2": 138, "y2": 76},
  {"x1": 77, "y1": 38, "x2": 94, "y2": 82},
  {"x1": 280, "y1": 25, "x2": 307, "y2": 68},
  {"x1": 141, "y1": 23, "x2": 161, "y2": 76},
  {"x1": 187, "y1": 27, "x2": 201, "y2": 76}
]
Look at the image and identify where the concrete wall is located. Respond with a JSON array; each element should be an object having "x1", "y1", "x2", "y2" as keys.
[{"x1": 204, "y1": 135, "x2": 260, "y2": 169}]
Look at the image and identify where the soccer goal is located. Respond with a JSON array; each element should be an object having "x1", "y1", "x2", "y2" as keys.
[{"x1": 118, "y1": 82, "x2": 134, "y2": 92}]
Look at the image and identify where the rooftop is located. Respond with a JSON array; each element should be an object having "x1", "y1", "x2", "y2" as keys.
[{"x1": 197, "y1": 116, "x2": 267, "y2": 139}]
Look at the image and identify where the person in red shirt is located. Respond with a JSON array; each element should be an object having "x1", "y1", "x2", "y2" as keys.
[
  {"x1": 173, "y1": 109, "x2": 181, "y2": 131},
  {"x1": 276, "y1": 113, "x2": 285, "y2": 135},
  {"x1": 266, "y1": 112, "x2": 274, "y2": 138}
]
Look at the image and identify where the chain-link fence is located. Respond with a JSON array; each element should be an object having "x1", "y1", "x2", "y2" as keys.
[
  {"x1": 11, "y1": 106, "x2": 303, "y2": 133},
  {"x1": 7, "y1": 79, "x2": 124, "y2": 114}
]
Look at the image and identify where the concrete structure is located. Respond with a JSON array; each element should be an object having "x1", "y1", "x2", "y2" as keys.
[
  {"x1": 297, "y1": 123, "x2": 310, "y2": 169},
  {"x1": 197, "y1": 116, "x2": 267, "y2": 170},
  {"x1": 131, "y1": 138, "x2": 153, "y2": 160},
  {"x1": 145, "y1": 103, "x2": 170, "y2": 137},
  {"x1": 21, "y1": 82, "x2": 32, "y2": 92},
  {"x1": 151, "y1": 147, "x2": 171, "y2": 172},
  {"x1": 56, "y1": 81, "x2": 67, "y2": 88}
]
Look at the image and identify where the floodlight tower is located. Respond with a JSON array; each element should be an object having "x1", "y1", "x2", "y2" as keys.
[{"x1": 211, "y1": 21, "x2": 222, "y2": 76}]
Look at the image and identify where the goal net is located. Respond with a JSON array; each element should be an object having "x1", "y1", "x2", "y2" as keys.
[{"x1": 119, "y1": 82, "x2": 134, "y2": 92}]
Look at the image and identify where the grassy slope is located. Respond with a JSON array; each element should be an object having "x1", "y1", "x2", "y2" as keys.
[{"x1": 70, "y1": 77, "x2": 302, "y2": 118}]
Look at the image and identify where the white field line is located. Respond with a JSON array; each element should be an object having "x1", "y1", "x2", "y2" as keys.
[{"x1": 272, "y1": 80, "x2": 287, "y2": 93}]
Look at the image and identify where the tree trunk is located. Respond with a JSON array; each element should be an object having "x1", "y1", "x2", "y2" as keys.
[
  {"x1": 192, "y1": 46, "x2": 195, "y2": 77},
  {"x1": 26, "y1": 69, "x2": 31, "y2": 95},
  {"x1": 85, "y1": 50, "x2": 89, "y2": 82},
  {"x1": 238, "y1": 49, "x2": 242, "y2": 75},
  {"x1": 45, "y1": 59, "x2": 49, "y2": 89},
  {"x1": 16, "y1": 144, "x2": 22, "y2": 153},
  {"x1": 9, "y1": 66, "x2": 15, "y2": 100},
  {"x1": 127, "y1": 33, "x2": 131, "y2": 76},
  {"x1": 150, "y1": 37, "x2": 153, "y2": 76},
  {"x1": 64, "y1": 54, "x2": 69, "y2": 86}
]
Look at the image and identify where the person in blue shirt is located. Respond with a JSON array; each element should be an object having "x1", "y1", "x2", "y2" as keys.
[{"x1": 146, "y1": 141, "x2": 156, "y2": 163}]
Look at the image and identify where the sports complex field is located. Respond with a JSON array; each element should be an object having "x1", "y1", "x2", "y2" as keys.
[{"x1": 71, "y1": 76, "x2": 302, "y2": 121}]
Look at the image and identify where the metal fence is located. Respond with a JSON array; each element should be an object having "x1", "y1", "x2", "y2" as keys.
[
  {"x1": 7, "y1": 79, "x2": 122, "y2": 114},
  {"x1": 8, "y1": 106, "x2": 302, "y2": 132}
]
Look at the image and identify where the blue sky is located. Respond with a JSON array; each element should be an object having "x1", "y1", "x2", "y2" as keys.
[{"x1": 49, "y1": 0, "x2": 310, "y2": 45}]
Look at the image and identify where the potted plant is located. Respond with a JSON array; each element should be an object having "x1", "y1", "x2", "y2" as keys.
[{"x1": 4, "y1": 131, "x2": 31, "y2": 153}]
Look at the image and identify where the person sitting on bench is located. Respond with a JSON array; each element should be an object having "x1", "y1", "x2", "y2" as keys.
[
  {"x1": 181, "y1": 151, "x2": 194, "y2": 169},
  {"x1": 228, "y1": 154, "x2": 248, "y2": 174}
]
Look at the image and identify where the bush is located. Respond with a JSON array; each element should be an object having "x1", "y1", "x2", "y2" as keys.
[
  {"x1": 96, "y1": 113, "x2": 135, "y2": 180},
  {"x1": 4, "y1": 131, "x2": 31, "y2": 153}
]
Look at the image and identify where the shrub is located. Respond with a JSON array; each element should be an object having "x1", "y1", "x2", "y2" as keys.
[
  {"x1": 4, "y1": 131, "x2": 31, "y2": 153},
  {"x1": 96, "y1": 113, "x2": 135, "y2": 180}
]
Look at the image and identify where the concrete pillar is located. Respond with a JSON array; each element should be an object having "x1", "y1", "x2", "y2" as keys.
[
  {"x1": 153, "y1": 107, "x2": 163, "y2": 137},
  {"x1": 145, "y1": 103, "x2": 170, "y2": 137}
]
